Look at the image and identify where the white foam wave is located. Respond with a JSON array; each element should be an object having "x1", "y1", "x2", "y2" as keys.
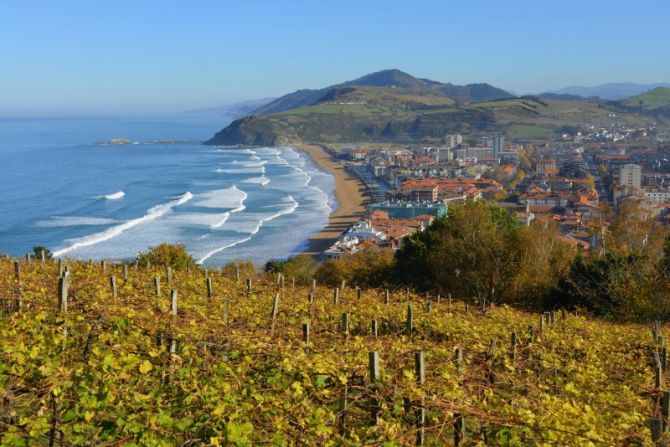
[
  {"x1": 245, "y1": 195, "x2": 299, "y2": 235},
  {"x1": 243, "y1": 176, "x2": 271, "y2": 186},
  {"x1": 197, "y1": 195, "x2": 299, "y2": 264},
  {"x1": 233, "y1": 160, "x2": 267, "y2": 168},
  {"x1": 210, "y1": 212, "x2": 230, "y2": 229},
  {"x1": 197, "y1": 236, "x2": 253, "y2": 264},
  {"x1": 90, "y1": 191, "x2": 126, "y2": 200},
  {"x1": 266, "y1": 195, "x2": 299, "y2": 222},
  {"x1": 53, "y1": 191, "x2": 193, "y2": 257},
  {"x1": 195, "y1": 185, "x2": 248, "y2": 210},
  {"x1": 214, "y1": 166, "x2": 266, "y2": 174},
  {"x1": 216, "y1": 148, "x2": 256, "y2": 155},
  {"x1": 104, "y1": 191, "x2": 125, "y2": 200},
  {"x1": 35, "y1": 216, "x2": 119, "y2": 228},
  {"x1": 255, "y1": 147, "x2": 281, "y2": 156},
  {"x1": 279, "y1": 148, "x2": 332, "y2": 212}
]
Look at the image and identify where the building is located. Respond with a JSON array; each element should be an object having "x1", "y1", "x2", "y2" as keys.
[
  {"x1": 500, "y1": 150, "x2": 519, "y2": 164},
  {"x1": 642, "y1": 188, "x2": 670, "y2": 203},
  {"x1": 446, "y1": 134, "x2": 463, "y2": 149},
  {"x1": 536, "y1": 158, "x2": 557, "y2": 176},
  {"x1": 492, "y1": 136, "x2": 504, "y2": 158},
  {"x1": 408, "y1": 185, "x2": 438, "y2": 202},
  {"x1": 619, "y1": 164, "x2": 641, "y2": 188},
  {"x1": 465, "y1": 147, "x2": 493, "y2": 159},
  {"x1": 437, "y1": 146, "x2": 453, "y2": 162},
  {"x1": 347, "y1": 147, "x2": 369, "y2": 160},
  {"x1": 369, "y1": 201, "x2": 447, "y2": 219}
]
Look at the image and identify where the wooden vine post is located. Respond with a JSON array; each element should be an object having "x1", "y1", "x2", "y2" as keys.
[
  {"x1": 368, "y1": 351, "x2": 380, "y2": 424},
  {"x1": 206, "y1": 277, "x2": 213, "y2": 299},
  {"x1": 302, "y1": 322, "x2": 310, "y2": 345},
  {"x1": 110, "y1": 276, "x2": 117, "y2": 298},
  {"x1": 415, "y1": 350, "x2": 425, "y2": 446},
  {"x1": 271, "y1": 292, "x2": 280, "y2": 335},
  {"x1": 58, "y1": 276, "x2": 68, "y2": 312}
]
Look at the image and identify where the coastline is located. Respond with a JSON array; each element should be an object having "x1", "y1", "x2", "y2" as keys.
[{"x1": 293, "y1": 144, "x2": 368, "y2": 256}]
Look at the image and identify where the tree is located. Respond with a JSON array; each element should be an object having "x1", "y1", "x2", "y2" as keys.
[
  {"x1": 509, "y1": 222, "x2": 575, "y2": 309},
  {"x1": 661, "y1": 235, "x2": 670, "y2": 280},
  {"x1": 396, "y1": 201, "x2": 522, "y2": 301},
  {"x1": 265, "y1": 255, "x2": 319, "y2": 285},
  {"x1": 32, "y1": 246, "x2": 52, "y2": 260},
  {"x1": 549, "y1": 201, "x2": 670, "y2": 321},
  {"x1": 606, "y1": 200, "x2": 667, "y2": 258},
  {"x1": 550, "y1": 252, "x2": 664, "y2": 321},
  {"x1": 315, "y1": 248, "x2": 394, "y2": 288},
  {"x1": 598, "y1": 163, "x2": 608, "y2": 177},
  {"x1": 585, "y1": 173, "x2": 596, "y2": 189},
  {"x1": 136, "y1": 243, "x2": 197, "y2": 270},
  {"x1": 222, "y1": 259, "x2": 256, "y2": 280}
]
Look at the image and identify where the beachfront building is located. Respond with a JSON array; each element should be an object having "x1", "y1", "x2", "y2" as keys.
[
  {"x1": 324, "y1": 209, "x2": 430, "y2": 258},
  {"x1": 368, "y1": 200, "x2": 447, "y2": 219},
  {"x1": 400, "y1": 178, "x2": 502, "y2": 201},
  {"x1": 347, "y1": 147, "x2": 370, "y2": 160}
]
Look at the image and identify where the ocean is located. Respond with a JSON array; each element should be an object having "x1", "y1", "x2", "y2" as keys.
[{"x1": 0, "y1": 115, "x2": 335, "y2": 265}]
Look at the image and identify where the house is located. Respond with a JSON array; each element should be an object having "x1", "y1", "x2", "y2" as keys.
[
  {"x1": 348, "y1": 147, "x2": 370, "y2": 160},
  {"x1": 536, "y1": 158, "x2": 558, "y2": 176},
  {"x1": 409, "y1": 185, "x2": 438, "y2": 202}
]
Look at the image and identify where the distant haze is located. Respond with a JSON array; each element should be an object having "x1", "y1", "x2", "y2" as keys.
[
  {"x1": 546, "y1": 83, "x2": 670, "y2": 100},
  {"x1": 1, "y1": 0, "x2": 669, "y2": 116}
]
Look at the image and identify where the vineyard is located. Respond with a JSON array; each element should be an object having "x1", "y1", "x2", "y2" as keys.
[{"x1": 0, "y1": 257, "x2": 665, "y2": 446}]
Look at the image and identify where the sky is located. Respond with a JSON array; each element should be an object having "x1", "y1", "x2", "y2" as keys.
[{"x1": 1, "y1": 0, "x2": 670, "y2": 116}]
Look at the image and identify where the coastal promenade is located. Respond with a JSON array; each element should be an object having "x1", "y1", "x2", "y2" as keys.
[{"x1": 294, "y1": 144, "x2": 369, "y2": 257}]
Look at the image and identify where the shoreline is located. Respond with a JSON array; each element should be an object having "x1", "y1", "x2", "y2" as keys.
[{"x1": 293, "y1": 144, "x2": 369, "y2": 256}]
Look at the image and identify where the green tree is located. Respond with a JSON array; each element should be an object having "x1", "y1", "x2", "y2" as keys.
[
  {"x1": 265, "y1": 255, "x2": 319, "y2": 285},
  {"x1": 222, "y1": 259, "x2": 256, "y2": 280},
  {"x1": 510, "y1": 222, "x2": 575, "y2": 309},
  {"x1": 136, "y1": 243, "x2": 197, "y2": 270},
  {"x1": 315, "y1": 248, "x2": 394, "y2": 288},
  {"x1": 32, "y1": 246, "x2": 52, "y2": 260},
  {"x1": 550, "y1": 252, "x2": 664, "y2": 320},
  {"x1": 396, "y1": 201, "x2": 522, "y2": 301}
]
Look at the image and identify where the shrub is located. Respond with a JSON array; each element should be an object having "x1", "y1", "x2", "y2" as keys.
[
  {"x1": 221, "y1": 259, "x2": 256, "y2": 281},
  {"x1": 136, "y1": 243, "x2": 197, "y2": 270},
  {"x1": 315, "y1": 248, "x2": 394, "y2": 288},
  {"x1": 32, "y1": 246, "x2": 53, "y2": 260},
  {"x1": 265, "y1": 255, "x2": 318, "y2": 285}
]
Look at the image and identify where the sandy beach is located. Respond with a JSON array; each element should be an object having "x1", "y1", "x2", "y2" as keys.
[{"x1": 293, "y1": 144, "x2": 369, "y2": 256}]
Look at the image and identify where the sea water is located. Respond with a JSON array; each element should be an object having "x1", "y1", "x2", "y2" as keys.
[{"x1": 0, "y1": 115, "x2": 335, "y2": 265}]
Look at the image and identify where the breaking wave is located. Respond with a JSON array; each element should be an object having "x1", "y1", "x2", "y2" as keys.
[
  {"x1": 52, "y1": 192, "x2": 193, "y2": 257},
  {"x1": 197, "y1": 195, "x2": 299, "y2": 264}
]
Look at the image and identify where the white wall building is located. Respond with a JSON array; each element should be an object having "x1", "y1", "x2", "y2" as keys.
[
  {"x1": 619, "y1": 164, "x2": 641, "y2": 188},
  {"x1": 642, "y1": 188, "x2": 670, "y2": 203}
]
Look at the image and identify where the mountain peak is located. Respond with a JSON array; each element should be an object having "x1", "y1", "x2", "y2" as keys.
[
  {"x1": 347, "y1": 69, "x2": 435, "y2": 89},
  {"x1": 249, "y1": 70, "x2": 512, "y2": 115}
]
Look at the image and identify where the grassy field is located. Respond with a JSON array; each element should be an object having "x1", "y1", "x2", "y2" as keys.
[
  {"x1": 624, "y1": 87, "x2": 670, "y2": 110},
  {"x1": 505, "y1": 124, "x2": 555, "y2": 141},
  {"x1": 207, "y1": 87, "x2": 663, "y2": 146},
  {"x1": 0, "y1": 258, "x2": 664, "y2": 446}
]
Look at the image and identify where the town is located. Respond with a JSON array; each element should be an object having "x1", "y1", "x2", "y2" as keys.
[{"x1": 323, "y1": 119, "x2": 670, "y2": 258}]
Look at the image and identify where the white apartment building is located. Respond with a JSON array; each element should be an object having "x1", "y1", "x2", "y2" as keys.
[{"x1": 619, "y1": 164, "x2": 641, "y2": 188}]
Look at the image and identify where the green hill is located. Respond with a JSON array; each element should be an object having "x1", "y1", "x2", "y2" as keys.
[
  {"x1": 205, "y1": 88, "x2": 651, "y2": 145},
  {"x1": 623, "y1": 87, "x2": 670, "y2": 110},
  {"x1": 250, "y1": 69, "x2": 511, "y2": 115}
]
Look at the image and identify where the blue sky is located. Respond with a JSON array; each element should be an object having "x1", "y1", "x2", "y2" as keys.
[{"x1": 2, "y1": 0, "x2": 669, "y2": 116}]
